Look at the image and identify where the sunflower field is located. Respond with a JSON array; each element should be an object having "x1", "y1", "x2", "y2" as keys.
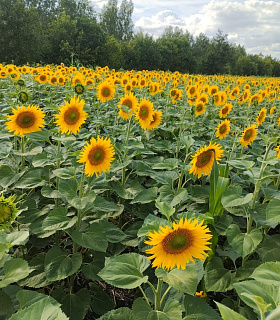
[{"x1": 1, "y1": 63, "x2": 280, "y2": 320}]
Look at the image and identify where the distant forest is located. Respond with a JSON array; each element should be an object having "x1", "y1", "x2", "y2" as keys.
[{"x1": 1, "y1": 0, "x2": 280, "y2": 76}]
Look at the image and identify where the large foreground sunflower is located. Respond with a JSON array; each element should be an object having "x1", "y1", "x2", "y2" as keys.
[
  {"x1": 135, "y1": 98, "x2": 154, "y2": 130},
  {"x1": 78, "y1": 136, "x2": 115, "y2": 177},
  {"x1": 240, "y1": 124, "x2": 258, "y2": 147},
  {"x1": 5, "y1": 105, "x2": 45, "y2": 137},
  {"x1": 55, "y1": 95, "x2": 88, "y2": 134},
  {"x1": 145, "y1": 218, "x2": 212, "y2": 270},
  {"x1": 189, "y1": 142, "x2": 224, "y2": 178},
  {"x1": 118, "y1": 93, "x2": 138, "y2": 120}
]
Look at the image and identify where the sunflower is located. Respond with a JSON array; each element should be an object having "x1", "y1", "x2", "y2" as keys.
[
  {"x1": 37, "y1": 73, "x2": 48, "y2": 84},
  {"x1": 270, "y1": 106, "x2": 276, "y2": 115},
  {"x1": 229, "y1": 87, "x2": 240, "y2": 99},
  {"x1": 18, "y1": 91, "x2": 29, "y2": 103},
  {"x1": 78, "y1": 136, "x2": 115, "y2": 177},
  {"x1": 75, "y1": 83, "x2": 85, "y2": 95},
  {"x1": 240, "y1": 124, "x2": 258, "y2": 147},
  {"x1": 118, "y1": 93, "x2": 138, "y2": 120},
  {"x1": 194, "y1": 101, "x2": 206, "y2": 116},
  {"x1": 189, "y1": 142, "x2": 224, "y2": 178},
  {"x1": 97, "y1": 80, "x2": 115, "y2": 102},
  {"x1": 145, "y1": 218, "x2": 212, "y2": 270},
  {"x1": 186, "y1": 85, "x2": 198, "y2": 98},
  {"x1": 256, "y1": 108, "x2": 267, "y2": 126},
  {"x1": 216, "y1": 119, "x2": 230, "y2": 139},
  {"x1": 275, "y1": 145, "x2": 280, "y2": 159},
  {"x1": 219, "y1": 103, "x2": 233, "y2": 118},
  {"x1": 0, "y1": 194, "x2": 18, "y2": 231},
  {"x1": 146, "y1": 110, "x2": 162, "y2": 130},
  {"x1": 5, "y1": 105, "x2": 45, "y2": 137},
  {"x1": 135, "y1": 98, "x2": 154, "y2": 130},
  {"x1": 55, "y1": 96, "x2": 88, "y2": 135}
]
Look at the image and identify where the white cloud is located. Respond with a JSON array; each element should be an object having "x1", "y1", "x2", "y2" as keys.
[{"x1": 134, "y1": 0, "x2": 280, "y2": 59}]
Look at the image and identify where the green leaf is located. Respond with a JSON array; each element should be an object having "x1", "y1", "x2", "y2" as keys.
[
  {"x1": 0, "y1": 259, "x2": 32, "y2": 288},
  {"x1": 26, "y1": 130, "x2": 52, "y2": 141},
  {"x1": 8, "y1": 296, "x2": 68, "y2": 320},
  {"x1": 155, "y1": 262, "x2": 203, "y2": 295},
  {"x1": 183, "y1": 295, "x2": 222, "y2": 320},
  {"x1": 14, "y1": 146, "x2": 43, "y2": 156},
  {"x1": 170, "y1": 189, "x2": 189, "y2": 207},
  {"x1": 53, "y1": 167, "x2": 76, "y2": 179},
  {"x1": 61, "y1": 289, "x2": 90, "y2": 320},
  {"x1": 163, "y1": 299, "x2": 183, "y2": 320},
  {"x1": 69, "y1": 190, "x2": 96, "y2": 210},
  {"x1": 215, "y1": 302, "x2": 247, "y2": 320},
  {"x1": 152, "y1": 158, "x2": 179, "y2": 170},
  {"x1": 44, "y1": 246, "x2": 82, "y2": 281},
  {"x1": 132, "y1": 298, "x2": 152, "y2": 320},
  {"x1": 0, "y1": 140, "x2": 13, "y2": 157},
  {"x1": 58, "y1": 179, "x2": 78, "y2": 200},
  {"x1": 91, "y1": 283, "x2": 115, "y2": 316},
  {"x1": 0, "y1": 165, "x2": 25, "y2": 188},
  {"x1": 227, "y1": 160, "x2": 255, "y2": 170},
  {"x1": 96, "y1": 307, "x2": 133, "y2": 320},
  {"x1": 99, "y1": 220, "x2": 127, "y2": 243},
  {"x1": 71, "y1": 223, "x2": 108, "y2": 252},
  {"x1": 131, "y1": 187, "x2": 158, "y2": 204},
  {"x1": 147, "y1": 311, "x2": 170, "y2": 320},
  {"x1": 234, "y1": 280, "x2": 278, "y2": 315},
  {"x1": 251, "y1": 262, "x2": 280, "y2": 286},
  {"x1": 265, "y1": 199, "x2": 280, "y2": 224},
  {"x1": 41, "y1": 186, "x2": 62, "y2": 198},
  {"x1": 0, "y1": 290, "x2": 15, "y2": 319},
  {"x1": 3, "y1": 231, "x2": 29, "y2": 246},
  {"x1": 93, "y1": 196, "x2": 120, "y2": 211},
  {"x1": 98, "y1": 253, "x2": 150, "y2": 289},
  {"x1": 155, "y1": 202, "x2": 175, "y2": 219},
  {"x1": 226, "y1": 224, "x2": 262, "y2": 258},
  {"x1": 16, "y1": 169, "x2": 46, "y2": 189},
  {"x1": 204, "y1": 257, "x2": 231, "y2": 292},
  {"x1": 42, "y1": 207, "x2": 77, "y2": 231},
  {"x1": 221, "y1": 185, "x2": 253, "y2": 208}
]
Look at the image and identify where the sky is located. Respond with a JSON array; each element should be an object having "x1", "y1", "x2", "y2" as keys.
[{"x1": 92, "y1": 0, "x2": 280, "y2": 60}]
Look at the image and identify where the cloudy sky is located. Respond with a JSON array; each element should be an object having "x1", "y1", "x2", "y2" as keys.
[{"x1": 92, "y1": 0, "x2": 280, "y2": 60}]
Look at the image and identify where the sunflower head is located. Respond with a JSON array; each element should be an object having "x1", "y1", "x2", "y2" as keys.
[
  {"x1": 75, "y1": 83, "x2": 85, "y2": 95},
  {"x1": 78, "y1": 136, "x2": 115, "y2": 177},
  {"x1": 216, "y1": 119, "x2": 230, "y2": 139},
  {"x1": 55, "y1": 95, "x2": 88, "y2": 135},
  {"x1": 195, "y1": 101, "x2": 206, "y2": 116},
  {"x1": 189, "y1": 142, "x2": 224, "y2": 178},
  {"x1": 17, "y1": 79, "x2": 25, "y2": 87},
  {"x1": 0, "y1": 194, "x2": 18, "y2": 231},
  {"x1": 145, "y1": 218, "x2": 212, "y2": 270},
  {"x1": 97, "y1": 81, "x2": 115, "y2": 102},
  {"x1": 18, "y1": 91, "x2": 29, "y2": 103},
  {"x1": 5, "y1": 105, "x2": 45, "y2": 137},
  {"x1": 256, "y1": 108, "x2": 267, "y2": 126},
  {"x1": 135, "y1": 98, "x2": 154, "y2": 130},
  {"x1": 118, "y1": 93, "x2": 138, "y2": 120},
  {"x1": 146, "y1": 110, "x2": 162, "y2": 130},
  {"x1": 240, "y1": 124, "x2": 258, "y2": 147}
]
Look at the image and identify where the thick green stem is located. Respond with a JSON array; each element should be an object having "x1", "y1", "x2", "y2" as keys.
[
  {"x1": 160, "y1": 285, "x2": 172, "y2": 306},
  {"x1": 20, "y1": 136, "x2": 25, "y2": 170},
  {"x1": 121, "y1": 116, "x2": 133, "y2": 187},
  {"x1": 154, "y1": 278, "x2": 163, "y2": 311}
]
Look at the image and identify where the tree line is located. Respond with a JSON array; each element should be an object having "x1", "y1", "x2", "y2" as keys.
[{"x1": 1, "y1": 0, "x2": 280, "y2": 76}]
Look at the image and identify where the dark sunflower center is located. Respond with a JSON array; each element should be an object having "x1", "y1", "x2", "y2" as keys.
[
  {"x1": 64, "y1": 107, "x2": 80, "y2": 125},
  {"x1": 222, "y1": 107, "x2": 228, "y2": 114},
  {"x1": 140, "y1": 106, "x2": 148, "y2": 119},
  {"x1": 88, "y1": 147, "x2": 104, "y2": 165},
  {"x1": 190, "y1": 87, "x2": 195, "y2": 94},
  {"x1": 102, "y1": 88, "x2": 110, "y2": 97},
  {"x1": 219, "y1": 124, "x2": 226, "y2": 134},
  {"x1": 244, "y1": 129, "x2": 252, "y2": 140},
  {"x1": 196, "y1": 105, "x2": 203, "y2": 112},
  {"x1": 123, "y1": 99, "x2": 132, "y2": 109},
  {"x1": 196, "y1": 150, "x2": 214, "y2": 168},
  {"x1": 163, "y1": 229, "x2": 192, "y2": 254},
  {"x1": 16, "y1": 111, "x2": 35, "y2": 128}
]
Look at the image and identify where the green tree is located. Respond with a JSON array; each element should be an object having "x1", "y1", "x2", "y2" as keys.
[
  {"x1": 192, "y1": 33, "x2": 210, "y2": 74},
  {"x1": 0, "y1": 0, "x2": 45, "y2": 64},
  {"x1": 97, "y1": 35, "x2": 124, "y2": 69},
  {"x1": 117, "y1": 0, "x2": 134, "y2": 41}
]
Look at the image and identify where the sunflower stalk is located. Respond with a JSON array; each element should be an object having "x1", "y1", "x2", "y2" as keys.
[
  {"x1": 20, "y1": 136, "x2": 26, "y2": 170},
  {"x1": 122, "y1": 115, "x2": 133, "y2": 187},
  {"x1": 154, "y1": 278, "x2": 163, "y2": 311},
  {"x1": 247, "y1": 142, "x2": 274, "y2": 234}
]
